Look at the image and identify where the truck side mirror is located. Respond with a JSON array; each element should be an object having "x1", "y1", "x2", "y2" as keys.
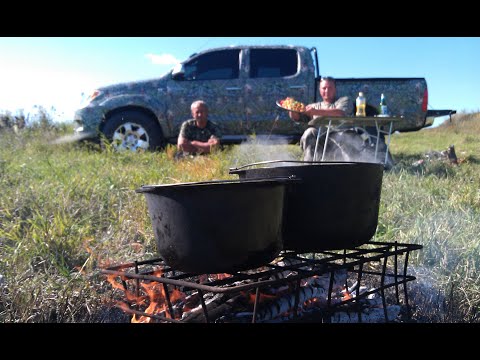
[{"x1": 171, "y1": 63, "x2": 185, "y2": 81}]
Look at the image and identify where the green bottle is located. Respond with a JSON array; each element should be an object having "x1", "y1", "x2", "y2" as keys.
[{"x1": 379, "y1": 93, "x2": 388, "y2": 116}]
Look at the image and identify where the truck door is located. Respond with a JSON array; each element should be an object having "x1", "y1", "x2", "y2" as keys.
[
  {"x1": 165, "y1": 49, "x2": 245, "y2": 138},
  {"x1": 245, "y1": 48, "x2": 314, "y2": 137}
]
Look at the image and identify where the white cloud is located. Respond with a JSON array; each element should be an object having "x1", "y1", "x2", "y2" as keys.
[{"x1": 145, "y1": 53, "x2": 180, "y2": 65}]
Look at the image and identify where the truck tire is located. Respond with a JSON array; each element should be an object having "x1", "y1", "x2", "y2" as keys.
[{"x1": 102, "y1": 110, "x2": 164, "y2": 152}]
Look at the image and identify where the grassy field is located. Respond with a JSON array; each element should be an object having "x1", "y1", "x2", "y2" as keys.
[{"x1": 0, "y1": 112, "x2": 479, "y2": 323}]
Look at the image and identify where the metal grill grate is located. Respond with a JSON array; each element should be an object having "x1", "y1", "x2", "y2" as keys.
[{"x1": 101, "y1": 241, "x2": 422, "y2": 323}]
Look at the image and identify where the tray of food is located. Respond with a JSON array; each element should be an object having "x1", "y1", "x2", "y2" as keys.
[{"x1": 276, "y1": 97, "x2": 306, "y2": 113}]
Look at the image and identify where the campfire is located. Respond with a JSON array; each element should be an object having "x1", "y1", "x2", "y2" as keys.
[{"x1": 101, "y1": 241, "x2": 422, "y2": 323}]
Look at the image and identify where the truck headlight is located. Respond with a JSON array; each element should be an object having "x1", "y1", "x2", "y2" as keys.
[{"x1": 73, "y1": 120, "x2": 84, "y2": 133}]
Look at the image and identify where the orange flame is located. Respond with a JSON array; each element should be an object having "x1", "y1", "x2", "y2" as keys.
[
  {"x1": 107, "y1": 265, "x2": 193, "y2": 322},
  {"x1": 197, "y1": 273, "x2": 232, "y2": 283},
  {"x1": 215, "y1": 273, "x2": 232, "y2": 280},
  {"x1": 169, "y1": 288, "x2": 185, "y2": 303},
  {"x1": 106, "y1": 274, "x2": 145, "y2": 304},
  {"x1": 342, "y1": 288, "x2": 352, "y2": 301},
  {"x1": 130, "y1": 281, "x2": 168, "y2": 322},
  {"x1": 248, "y1": 291, "x2": 278, "y2": 304}
]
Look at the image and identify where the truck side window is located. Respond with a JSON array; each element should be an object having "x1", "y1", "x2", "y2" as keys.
[
  {"x1": 249, "y1": 49, "x2": 298, "y2": 78},
  {"x1": 183, "y1": 49, "x2": 240, "y2": 81}
]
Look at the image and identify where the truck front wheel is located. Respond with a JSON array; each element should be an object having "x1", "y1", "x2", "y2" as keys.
[{"x1": 102, "y1": 111, "x2": 164, "y2": 152}]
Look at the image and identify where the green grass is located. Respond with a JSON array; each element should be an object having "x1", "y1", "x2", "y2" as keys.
[{"x1": 0, "y1": 112, "x2": 479, "y2": 322}]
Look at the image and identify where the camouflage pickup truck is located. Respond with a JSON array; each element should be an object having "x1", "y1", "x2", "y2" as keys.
[{"x1": 73, "y1": 45, "x2": 454, "y2": 152}]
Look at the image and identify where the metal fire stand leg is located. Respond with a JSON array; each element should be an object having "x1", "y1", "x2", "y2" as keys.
[
  {"x1": 313, "y1": 127, "x2": 323, "y2": 162},
  {"x1": 321, "y1": 120, "x2": 332, "y2": 161},
  {"x1": 372, "y1": 120, "x2": 394, "y2": 165},
  {"x1": 384, "y1": 121, "x2": 394, "y2": 165},
  {"x1": 374, "y1": 120, "x2": 381, "y2": 161},
  {"x1": 313, "y1": 119, "x2": 332, "y2": 162}
]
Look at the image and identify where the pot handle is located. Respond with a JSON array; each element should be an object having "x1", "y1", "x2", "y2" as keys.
[{"x1": 229, "y1": 160, "x2": 327, "y2": 173}]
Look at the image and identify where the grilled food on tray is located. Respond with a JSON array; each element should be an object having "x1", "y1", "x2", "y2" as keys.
[{"x1": 278, "y1": 97, "x2": 306, "y2": 113}]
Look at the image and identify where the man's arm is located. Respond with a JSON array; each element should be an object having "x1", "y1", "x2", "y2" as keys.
[
  {"x1": 195, "y1": 122, "x2": 221, "y2": 153},
  {"x1": 305, "y1": 97, "x2": 353, "y2": 118},
  {"x1": 290, "y1": 106, "x2": 343, "y2": 121},
  {"x1": 177, "y1": 121, "x2": 193, "y2": 152},
  {"x1": 291, "y1": 97, "x2": 353, "y2": 121},
  {"x1": 178, "y1": 135, "x2": 216, "y2": 154},
  {"x1": 289, "y1": 111, "x2": 310, "y2": 123},
  {"x1": 189, "y1": 136, "x2": 219, "y2": 154}
]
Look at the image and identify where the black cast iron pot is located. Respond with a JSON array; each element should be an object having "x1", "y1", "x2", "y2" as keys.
[
  {"x1": 229, "y1": 160, "x2": 384, "y2": 252},
  {"x1": 136, "y1": 178, "x2": 298, "y2": 274}
]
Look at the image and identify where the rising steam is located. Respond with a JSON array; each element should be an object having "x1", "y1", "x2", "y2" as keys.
[{"x1": 229, "y1": 135, "x2": 302, "y2": 169}]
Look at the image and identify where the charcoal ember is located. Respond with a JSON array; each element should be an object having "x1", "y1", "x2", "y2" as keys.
[{"x1": 181, "y1": 293, "x2": 247, "y2": 323}]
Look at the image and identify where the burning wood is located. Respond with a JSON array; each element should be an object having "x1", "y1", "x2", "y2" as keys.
[
  {"x1": 108, "y1": 266, "x2": 405, "y2": 323},
  {"x1": 255, "y1": 284, "x2": 327, "y2": 321},
  {"x1": 181, "y1": 293, "x2": 250, "y2": 323},
  {"x1": 214, "y1": 269, "x2": 353, "y2": 323},
  {"x1": 101, "y1": 242, "x2": 422, "y2": 323},
  {"x1": 108, "y1": 268, "x2": 397, "y2": 323}
]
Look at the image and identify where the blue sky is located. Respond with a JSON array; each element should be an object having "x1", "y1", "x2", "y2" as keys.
[{"x1": 0, "y1": 37, "x2": 478, "y2": 126}]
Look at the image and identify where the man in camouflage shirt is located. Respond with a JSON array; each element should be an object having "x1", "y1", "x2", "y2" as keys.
[{"x1": 177, "y1": 100, "x2": 222, "y2": 155}]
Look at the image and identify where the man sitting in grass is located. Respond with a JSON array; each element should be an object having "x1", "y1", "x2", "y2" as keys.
[{"x1": 176, "y1": 100, "x2": 221, "y2": 158}]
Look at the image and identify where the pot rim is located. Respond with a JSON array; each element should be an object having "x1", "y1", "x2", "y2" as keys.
[
  {"x1": 229, "y1": 160, "x2": 384, "y2": 173},
  {"x1": 135, "y1": 176, "x2": 300, "y2": 193}
]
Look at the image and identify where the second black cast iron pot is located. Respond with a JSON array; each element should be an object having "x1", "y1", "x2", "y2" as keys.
[{"x1": 229, "y1": 160, "x2": 384, "y2": 252}]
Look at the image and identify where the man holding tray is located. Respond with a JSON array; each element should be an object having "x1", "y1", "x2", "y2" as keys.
[{"x1": 288, "y1": 76, "x2": 353, "y2": 161}]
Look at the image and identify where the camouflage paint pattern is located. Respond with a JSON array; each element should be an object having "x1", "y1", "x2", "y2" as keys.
[
  {"x1": 74, "y1": 45, "x2": 427, "y2": 144},
  {"x1": 335, "y1": 77, "x2": 428, "y2": 131}
]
